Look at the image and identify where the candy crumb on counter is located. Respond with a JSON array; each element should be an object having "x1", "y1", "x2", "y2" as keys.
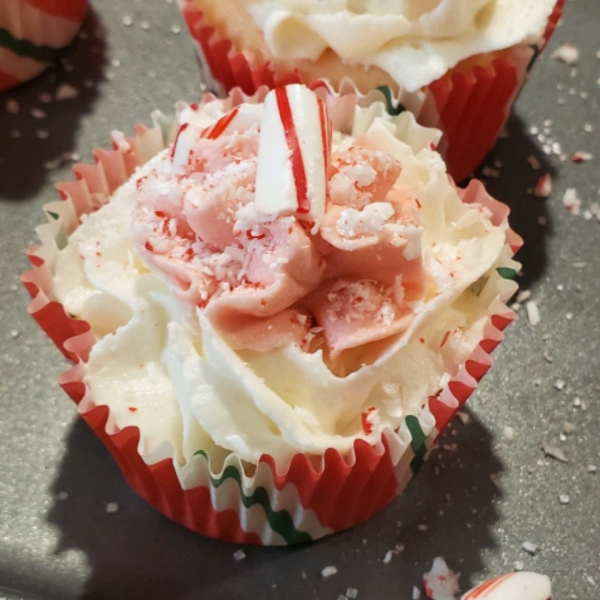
[
  {"x1": 562, "y1": 188, "x2": 581, "y2": 214},
  {"x1": 551, "y1": 43, "x2": 579, "y2": 64},
  {"x1": 321, "y1": 566, "x2": 337, "y2": 578},
  {"x1": 233, "y1": 549, "x2": 246, "y2": 561},
  {"x1": 571, "y1": 151, "x2": 593, "y2": 162},
  {"x1": 423, "y1": 557, "x2": 460, "y2": 600},
  {"x1": 542, "y1": 443, "x2": 569, "y2": 463},
  {"x1": 533, "y1": 174, "x2": 552, "y2": 198},
  {"x1": 526, "y1": 301, "x2": 540, "y2": 326},
  {"x1": 521, "y1": 541, "x2": 538, "y2": 555},
  {"x1": 105, "y1": 502, "x2": 119, "y2": 513}
]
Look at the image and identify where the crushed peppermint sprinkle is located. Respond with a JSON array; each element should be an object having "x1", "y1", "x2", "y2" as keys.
[
  {"x1": 502, "y1": 426, "x2": 515, "y2": 440},
  {"x1": 521, "y1": 541, "x2": 538, "y2": 555},
  {"x1": 542, "y1": 444, "x2": 568, "y2": 463},
  {"x1": 562, "y1": 188, "x2": 581, "y2": 215},
  {"x1": 533, "y1": 174, "x2": 552, "y2": 198},
  {"x1": 527, "y1": 155, "x2": 541, "y2": 170},
  {"x1": 56, "y1": 83, "x2": 79, "y2": 101},
  {"x1": 321, "y1": 566, "x2": 338, "y2": 578},
  {"x1": 551, "y1": 44, "x2": 579, "y2": 64},
  {"x1": 571, "y1": 151, "x2": 593, "y2": 162},
  {"x1": 554, "y1": 379, "x2": 566, "y2": 391},
  {"x1": 336, "y1": 202, "x2": 395, "y2": 238},
  {"x1": 422, "y1": 557, "x2": 459, "y2": 600},
  {"x1": 526, "y1": 301, "x2": 540, "y2": 326},
  {"x1": 5, "y1": 98, "x2": 19, "y2": 114}
]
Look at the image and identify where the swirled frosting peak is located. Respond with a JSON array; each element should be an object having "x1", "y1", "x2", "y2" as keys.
[
  {"x1": 245, "y1": 0, "x2": 557, "y2": 91},
  {"x1": 52, "y1": 87, "x2": 515, "y2": 467}
]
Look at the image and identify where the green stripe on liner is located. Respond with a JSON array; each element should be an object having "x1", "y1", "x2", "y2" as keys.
[
  {"x1": 376, "y1": 86, "x2": 406, "y2": 116},
  {"x1": 0, "y1": 27, "x2": 60, "y2": 65},
  {"x1": 194, "y1": 450, "x2": 313, "y2": 545},
  {"x1": 405, "y1": 415, "x2": 427, "y2": 474},
  {"x1": 496, "y1": 266, "x2": 518, "y2": 280}
]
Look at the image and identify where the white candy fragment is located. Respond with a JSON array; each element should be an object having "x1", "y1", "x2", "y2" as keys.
[
  {"x1": 201, "y1": 103, "x2": 263, "y2": 140},
  {"x1": 571, "y1": 151, "x2": 593, "y2": 163},
  {"x1": 460, "y1": 572, "x2": 551, "y2": 600},
  {"x1": 562, "y1": 188, "x2": 581, "y2": 215},
  {"x1": 551, "y1": 43, "x2": 579, "y2": 64},
  {"x1": 321, "y1": 565, "x2": 338, "y2": 578},
  {"x1": 423, "y1": 557, "x2": 460, "y2": 600},
  {"x1": 526, "y1": 301, "x2": 540, "y2": 326},
  {"x1": 172, "y1": 104, "x2": 263, "y2": 167},
  {"x1": 171, "y1": 123, "x2": 196, "y2": 166},
  {"x1": 255, "y1": 85, "x2": 330, "y2": 226}
]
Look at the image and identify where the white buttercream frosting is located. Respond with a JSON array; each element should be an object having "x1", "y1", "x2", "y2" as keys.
[
  {"x1": 52, "y1": 90, "x2": 515, "y2": 469},
  {"x1": 244, "y1": 0, "x2": 557, "y2": 91}
]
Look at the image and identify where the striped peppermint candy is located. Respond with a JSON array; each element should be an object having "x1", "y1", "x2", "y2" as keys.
[
  {"x1": 255, "y1": 84, "x2": 331, "y2": 227},
  {"x1": 461, "y1": 572, "x2": 551, "y2": 600}
]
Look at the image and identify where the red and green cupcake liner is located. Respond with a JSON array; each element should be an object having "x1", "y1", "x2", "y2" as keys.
[
  {"x1": 0, "y1": 0, "x2": 88, "y2": 92},
  {"x1": 23, "y1": 86, "x2": 522, "y2": 545},
  {"x1": 178, "y1": 0, "x2": 564, "y2": 182}
]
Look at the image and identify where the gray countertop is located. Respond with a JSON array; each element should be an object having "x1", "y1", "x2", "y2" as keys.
[{"x1": 0, "y1": 1, "x2": 598, "y2": 599}]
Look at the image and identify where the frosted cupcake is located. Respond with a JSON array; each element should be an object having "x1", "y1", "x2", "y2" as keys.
[
  {"x1": 179, "y1": 0, "x2": 564, "y2": 181},
  {"x1": 24, "y1": 84, "x2": 521, "y2": 544},
  {"x1": 0, "y1": 0, "x2": 88, "y2": 91}
]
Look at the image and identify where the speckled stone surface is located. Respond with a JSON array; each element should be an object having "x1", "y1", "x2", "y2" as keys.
[{"x1": 0, "y1": 1, "x2": 598, "y2": 599}]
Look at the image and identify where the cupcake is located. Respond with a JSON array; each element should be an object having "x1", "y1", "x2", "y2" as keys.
[
  {"x1": 179, "y1": 0, "x2": 564, "y2": 181},
  {"x1": 0, "y1": 0, "x2": 88, "y2": 91},
  {"x1": 23, "y1": 84, "x2": 521, "y2": 544}
]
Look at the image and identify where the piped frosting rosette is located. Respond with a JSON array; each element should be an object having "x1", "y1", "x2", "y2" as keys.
[
  {"x1": 23, "y1": 83, "x2": 522, "y2": 545},
  {"x1": 178, "y1": 0, "x2": 564, "y2": 181},
  {"x1": 0, "y1": 0, "x2": 88, "y2": 91}
]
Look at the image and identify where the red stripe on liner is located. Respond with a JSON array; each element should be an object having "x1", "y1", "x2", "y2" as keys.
[
  {"x1": 26, "y1": 0, "x2": 88, "y2": 23},
  {"x1": 275, "y1": 87, "x2": 309, "y2": 214},
  {"x1": 203, "y1": 106, "x2": 240, "y2": 140}
]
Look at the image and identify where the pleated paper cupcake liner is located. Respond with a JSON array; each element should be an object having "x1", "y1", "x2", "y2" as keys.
[
  {"x1": 23, "y1": 86, "x2": 521, "y2": 545},
  {"x1": 0, "y1": 0, "x2": 88, "y2": 91},
  {"x1": 178, "y1": 0, "x2": 564, "y2": 182}
]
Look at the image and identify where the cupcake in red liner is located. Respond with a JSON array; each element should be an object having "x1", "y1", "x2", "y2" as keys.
[
  {"x1": 0, "y1": 0, "x2": 88, "y2": 92},
  {"x1": 178, "y1": 0, "x2": 564, "y2": 182},
  {"x1": 23, "y1": 83, "x2": 521, "y2": 545}
]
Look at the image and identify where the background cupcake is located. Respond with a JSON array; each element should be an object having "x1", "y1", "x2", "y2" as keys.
[
  {"x1": 23, "y1": 84, "x2": 520, "y2": 545},
  {"x1": 179, "y1": 0, "x2": 564, "y2": 181},
  {"x1": 0, "y1": 0, "x2": 88, "y2": 91}
]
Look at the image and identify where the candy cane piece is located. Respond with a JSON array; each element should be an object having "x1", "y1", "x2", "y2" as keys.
[
  {"x1": 460, "y1": 572, "x2": 551, "y2": 600},
  {"x1": 255, "y1": 85, "x2": 330, "y2": 226}
]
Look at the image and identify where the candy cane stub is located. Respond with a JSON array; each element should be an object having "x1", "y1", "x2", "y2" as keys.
[
  {"x1": 460, "y1": 572, "x2": 551, "y2": 600},
  {"x1": 255, "y1": 85, "x2": 330, "y2": 226}
]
